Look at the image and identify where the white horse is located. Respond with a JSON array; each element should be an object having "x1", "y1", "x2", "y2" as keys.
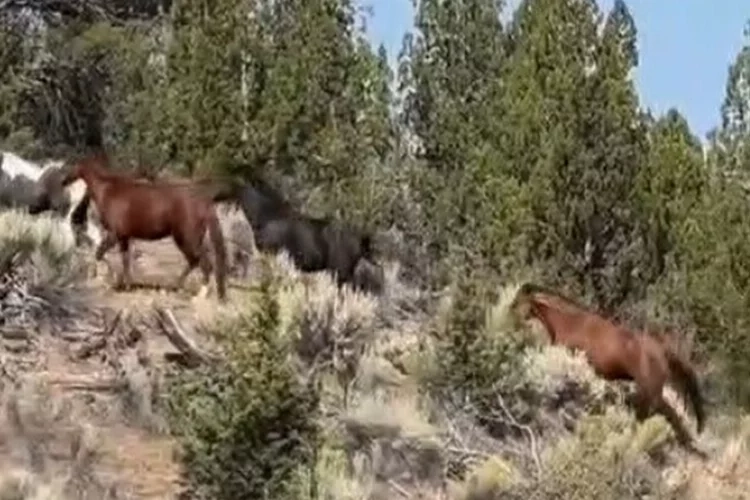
[
  {"x1": 1, "y1": 151, "x2": 45, "y2": 180},
  {"x1": 1, "y1": 151, "x2": 103, "y2": 248},
  {"x1": 0, "y1": 151, "x2": 45, "y2": 209},
  {"x1": 35, "y1": 160, "x2": 104, "y2": 248}
]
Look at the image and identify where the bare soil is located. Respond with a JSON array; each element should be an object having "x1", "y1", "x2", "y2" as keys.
[{"x1": 0, "y1": 237, "x2": 240, "y2": 499}]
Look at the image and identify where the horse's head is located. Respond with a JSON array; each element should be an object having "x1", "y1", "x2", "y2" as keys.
[
  {"x1": 29, "y1": 162, "x2": 71, "y2": 216},
  {"x1": 509, "y1": 282, "x2": 538, "y2": 326},
  {"x1": 238, "y1": 178, "x2": 291, "y2": 226},
  {"x1": 61, "y1": 150, "x2": 110, "y2": 187}
]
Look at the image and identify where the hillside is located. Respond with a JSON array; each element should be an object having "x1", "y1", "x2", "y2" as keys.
[
  {"x1": 3, "y1": 1, "x2": 750, "y2": 498},
  {"x1": 0, "y1": 207, "x2": 747, "y2": 500}
]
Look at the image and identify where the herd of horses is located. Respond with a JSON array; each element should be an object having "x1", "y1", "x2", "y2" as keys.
[{"x1": 0, "y1": 149, "x2": 709, "y2": 457}]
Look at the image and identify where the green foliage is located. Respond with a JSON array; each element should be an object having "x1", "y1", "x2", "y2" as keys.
[
  {"x1": 650, "y1": 178, "x2": 750, "y2": 406},
  {"x1": 400, "y1": 0, "x2": 506, "y2": 174},
  {"x1": 519, "y1": 409, "x2": 662, "y2": 500},
  {"x1": 426, "y1": 271, "x2": 527, "y2": 430},
  {"x1": 647, "y1": 22, "x2": 750, "y2": 408},
  {"x1": 166, "y1": 275, "x2": 320, "y2": 500},
  {"x1": 3, "y1": 0, "x2": 750, "y2": 418},
  {"x1": 636, "y1": 109, "x2": 707, "y2": 279}
]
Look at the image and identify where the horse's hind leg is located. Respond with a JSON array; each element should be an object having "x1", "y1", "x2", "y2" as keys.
[
  {"x1": 175, "y1": 259, "x2": 198, "y2": 291},
  {"x1": 172, "y1": 234, "x2": 202, "y2": 295},
  {"x1": 635, "y1": 375, "x2": 707, "y2": 459},
  {"x1": 654, "y1": 396, "x2": 707, "y2": 459},
  {"x1": 198, "y1": 242, "x2": 213, "y2": 285},
  {"x1": 195, "y1": 243, "x2": 213, "y2": 298}
]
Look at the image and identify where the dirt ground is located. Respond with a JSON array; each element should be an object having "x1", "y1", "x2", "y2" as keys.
[{"x1": 0, "y1": 236, "x2": 244, "y2": 499}]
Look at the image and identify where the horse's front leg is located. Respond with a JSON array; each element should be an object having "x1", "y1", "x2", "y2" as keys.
[
  {"x1": 117, "y1": 238, "x2": 132, "y2": 291},
  {"x1": 92, "y1": 231, "x2": 117, "y2": 280}
]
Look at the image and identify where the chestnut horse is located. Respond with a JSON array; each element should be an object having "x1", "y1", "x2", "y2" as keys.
[
  {"x1": 510, "y1": 283, "x2": 706, "y2": 456},
  {"x1": 61, "y1": 152, "x2": 228, "y2": 301}
]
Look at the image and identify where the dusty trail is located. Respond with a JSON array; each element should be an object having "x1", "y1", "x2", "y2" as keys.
[{"x1": 0, "y1": 236, "x2": 239, "y2": 499}]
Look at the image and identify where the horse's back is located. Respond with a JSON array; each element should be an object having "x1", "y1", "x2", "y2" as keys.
[
  {"x1": 129, "y1": 179, "x2": 215, "y2": 238},
  {"x1": 322, "y1": 220, "x2": 367, "y2": 264},
  {"x1": 255, "y1": 217, "x2": 326, "y2": 270},
  {"x1": 95, "y1": 180, "x2": 176, "y2": 238},
  {"x1": 1, "y1": 152, "x2": 43, "y2": 181},
  {"x1": 2, "y1": 175, "x2": 37, "y2": 208}
]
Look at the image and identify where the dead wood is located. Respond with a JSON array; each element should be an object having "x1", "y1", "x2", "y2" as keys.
[{"x1": 154, "y1": 307, "x2": 215, "y2": 367}]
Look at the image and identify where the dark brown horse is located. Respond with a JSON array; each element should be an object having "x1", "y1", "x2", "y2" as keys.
[
  {"x1": 224, "y1": 173, "x2": 383, "y2": 294},
  {"x1": 61, "y1": 152, "x2": 228, "y2": 301},
  {"x1": 510, "y1": 283, "x2": 706, "y2": 456}
]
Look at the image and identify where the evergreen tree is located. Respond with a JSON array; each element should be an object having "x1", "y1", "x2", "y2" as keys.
[
  {"x1": 165, "y1": 0, "x2": 249, "y2": 173},
  {"x1": 574, "y1": 0, "x2": 650, "y2": 311},
  {"x1": 499, "y1": 0, "x2": 599, "y2": 289},
  {"x1": 499, "y1": 0, "x2": 653, "y2": 313},
  {"x1": 399, "y1": 0, "x2": 506, "y2": 173},
  {"x1": 637, "y1": 109, "x2": 706, "y2": 279},
  {"x1": 248, "y1": 0, "x2": 392, "y2": 185},
  {"x1": 712, "y1": 22, "x2": 750, "y2": 176}
]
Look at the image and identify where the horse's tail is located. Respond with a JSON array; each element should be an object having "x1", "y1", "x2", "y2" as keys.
[
  {"x1": 209, "y1": 182, "x2": 237, "y2": 203},
  {"x1": 206, "y1": 207, "x2": 228, "y2": 301},
  {"x1": 205, "y1": 178, "x2": 240, "y2": 204},
  {"x1": 664, "y1": 345, "x2": 706, "y2": 434},
  {"x1": 70, "y1": 187, "x2": 90, "y2": 227}
]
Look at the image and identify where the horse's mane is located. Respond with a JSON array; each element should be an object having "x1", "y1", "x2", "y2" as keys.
[
  {"x1": 245, "y1": 173, "x2": 294, "y2": 211},
  {"x1": 73, "y1": 150, "x2": 111, "y2": 174},
  {"x1": 518, "y1": 282, "x2": 598, "y2": 315}
]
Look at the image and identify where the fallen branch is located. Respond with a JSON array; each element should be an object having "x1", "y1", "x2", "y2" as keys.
[
  {"x1": 154, "y1": 307, "x2": 215, "y2": 367},
  {"x1": 103, "y1": 309, "x2": 125, "y2": 338},
  {"x1": 72, "y1": 336, "x2": 107, "y2": 360},
  {"x1": 0, "y1": 327, "x2": 29, "y2": 340},
  {"x1": 495, "y1": 393, "x2": 543, "y2": 479},
  {"x1": 443, "y1": 446, "x2": 492, "y2": 459},
  {"x1": 42, "y1": 373, "x2": 127, "y2": 392},
  {"x1": 388, "y1": 479, "x2": 411, "y2": 498}
]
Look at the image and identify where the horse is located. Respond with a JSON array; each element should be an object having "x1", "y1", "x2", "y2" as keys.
[
  {"x1": 29, "y1": 160, "x2": 105, "y2": 248},
  {"x1": 60, "y1": 152, "x2": 228, "y2": 301},
  {"x1": 225, "y1": 174, "x2": 383, "y2": 294},
  {"x1": 510, "y1": 282, "x2": 706, "y2": 456},
  {"x1": 0, "y1": 151, "x2": 46, "y2": 209},
  {"x1": 0, "y1": 151, "x2": 102, "y2": 247}
]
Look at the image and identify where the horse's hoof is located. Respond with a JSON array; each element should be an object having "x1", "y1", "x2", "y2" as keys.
[{"x1": 196, "y1": 285, "x2": 210, "y2": 299}]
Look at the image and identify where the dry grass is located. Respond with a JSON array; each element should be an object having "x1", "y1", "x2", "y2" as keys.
[
  {"x1": 2, "y1": 205, "x2": 748, "y2": 500},
  {"x1": 0, "y1": 379, "x2": 121, "y2": 500},
  {"x1": 0, "y1": 209, "x2": 76, "y2": 256}
]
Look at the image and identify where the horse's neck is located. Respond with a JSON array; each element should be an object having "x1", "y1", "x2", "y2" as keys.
[
  {"x1": 249, "y1": 195, "x2": 292, "y2": 223},
  {"x1": 532, "y1": 299, "x2": 586, "y2": 345},
  {"x1": 81, "y1": 168, "x2": 109, "y2": 206}
]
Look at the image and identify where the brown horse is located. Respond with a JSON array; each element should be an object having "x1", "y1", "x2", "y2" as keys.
[
  {"x1": 61, "y1": 152, "x2": 228, "y2": 301},
  {"x1": 510, "y1": 283, "x2": 706, "y2": 456}
]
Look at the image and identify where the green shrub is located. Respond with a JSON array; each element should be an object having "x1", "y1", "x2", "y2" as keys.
[
  {"x1": 499, "y1": 409, "x2": 665, "y2": 500},
  {"x1": 166, "y1": 275, "x2": 321, "y2": 500},
  {"x1": 425, "y1": 271, "x2": 527, "y2": 436}
]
